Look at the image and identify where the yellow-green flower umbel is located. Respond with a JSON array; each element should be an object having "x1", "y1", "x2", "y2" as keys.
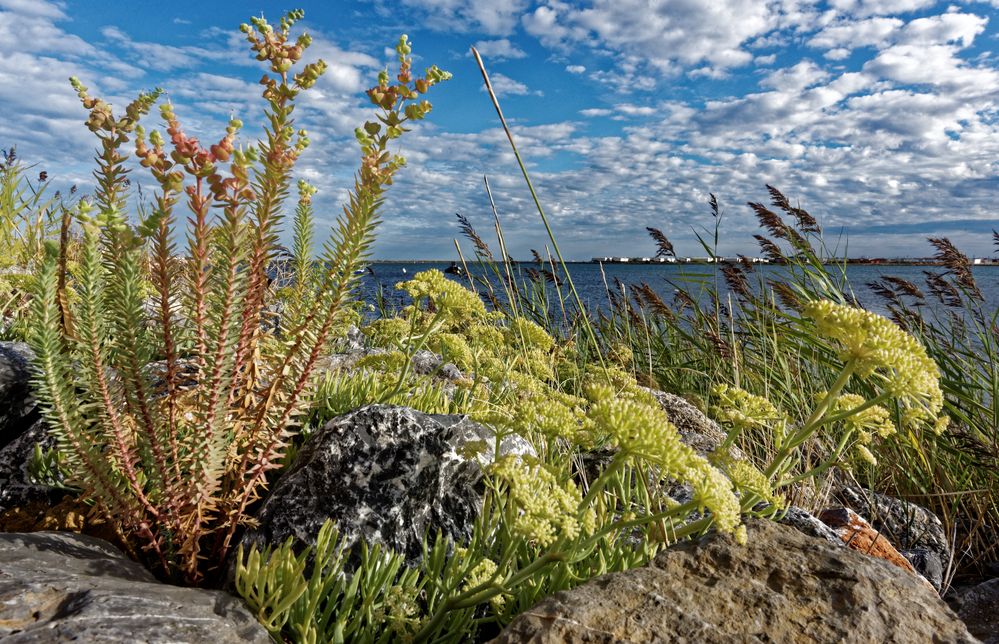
[{"x1": 802, "y1": 300, "x2": 944, "y2": 428}]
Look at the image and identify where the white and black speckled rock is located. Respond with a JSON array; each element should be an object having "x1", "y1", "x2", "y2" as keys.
[
  {"x1": 239, "y1": 405, "x2": 534, "y2": 564},
  {"x1": 0, "y1": 419, "x2": 66, "y2": 515},
  {"x1": 0, "y1": 531, "x2": 269, "y2": 643},
  {"x1": 0, "y1": 341, "x2": 37, "y2": 443}
]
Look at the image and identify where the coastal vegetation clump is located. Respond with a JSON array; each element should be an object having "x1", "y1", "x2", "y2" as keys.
[
  {"x1": 0, "y1": 8, "x2": 994, "y2": 643},
  {"x1": 23, "y1": 11, "x2": 449, "y2": 584}
]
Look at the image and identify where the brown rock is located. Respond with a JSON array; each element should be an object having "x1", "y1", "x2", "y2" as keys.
[
  {"x1": 492, "y1": 519, "x2": 976, "y2": 644},
  {"x1": 818, "y1": 507, "x2": 929, "y2": 586}
]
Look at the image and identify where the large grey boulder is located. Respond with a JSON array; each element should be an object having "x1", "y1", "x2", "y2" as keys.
[
  {"x1": 839, "y1": 485, "x2": 950, "y2": 591},
  {"x1": 949, "y1": 578, "x2": 999, "y2": 643},
  {"x1": 492, "y1": 519, "x2": 977, "y2": 643},
  {"x1": 0, "y1": 531, "x2": 269, "y2": 643},
  {"x1": 240, "y1": 405, "x2": 534, "y2": 564}
]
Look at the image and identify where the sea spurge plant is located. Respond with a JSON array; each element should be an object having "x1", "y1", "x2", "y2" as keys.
[{"x1": 29, "y1": 11, "x2": 450, "y2": 584}]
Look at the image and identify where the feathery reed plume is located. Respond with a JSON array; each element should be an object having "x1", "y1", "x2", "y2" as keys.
[
  {"x1": 748, "y1": 202, "x2": 789, "y2": 240},
  {"x1": 737, "y1": 255, "x2": 755, "y2": 272},
  {"x1": 993, "y1": 230, "x2": 998, "y2": 252},
  {"x1": 770, "y1": 280, "x2": 801, "y2": 310},
  {"x1": 867, "y1": 280, "x2": 901, "y2": 306},
  {"x1": 767, "y1": 184, "x2": 820, "y2": 234},
  {"x1": 883, "y1": 276, "x2": 925, "y2": 301},
  {"x1": 456, "y1": 212, "x2": 494, "y2": 260},
  {"x1": 706, "y1": 328, "x2": 733, "y2": 360},
  {"x1": 754, "y1": 234, "x2": 784, "y2": 262},
  {"x1": 923, "y1": 271, "x2": 963, "y2": 308},
  {"x1": 646, "y1": 227, "x2": 675, "y2": 258},
  {"x1": 542, "y1": 267, "x2": 563, "y2": 286},
  {"x1": 928, "y1": 237, "x2": 981, "y2": 300},
  {"x1": 721, "y1": 264, "x2": 751, "y2": 301},
  {"x1": 530, "y1": 248, "x2": 544, "y2": 265},
  {"x1": 634, "y1": 282, "x2": 673, "y2": 320}
]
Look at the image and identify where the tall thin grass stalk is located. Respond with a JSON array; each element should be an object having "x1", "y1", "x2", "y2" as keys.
[{"x1": 471, "y1": 47, "x2": 605, "y2": 369}]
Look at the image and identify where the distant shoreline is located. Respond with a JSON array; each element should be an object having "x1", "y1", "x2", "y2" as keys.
[{"x1": 368, "y1": 258, "x2": 999, "y2": 267}]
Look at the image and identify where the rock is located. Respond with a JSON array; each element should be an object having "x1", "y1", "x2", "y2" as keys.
[
  {"x1": 314, "y1": 347, "x2": 388, "y2": 373},
  {"x1": 315, "y1": 348, "x2": 467, "y2": 385},
  {"x1": 0, "y1": 531, "x2": 269, "y2": 643},
  {"x1": 343, "y1": 324, "x2": 365, "y2": 353},
  {"x1": 818, "y1": 507, "x2": 935, "y2": 591},
  {"x1": 0, "y1": 418, "x2": 64, "y2": 516},
  {"x1": 644, "y1": 389, "x2": 732, "y2": 456},
  {"x1": 240, "y1": 405, "x2": 534, "y2": 564},
  {"x1": 839, "y1": 485, "x2": 950, "y2": 591},
  {"x1": 410, "y1": 349, "x2": 443, "y2": 375},
  {"x1": 948, "y1": 578, "x2": 999, "y2": 643},
  {"x1": 492, "y1": 519, "x2": 976, "y2": 644},
  {"x1": 776, "y1": 505, "x2": 844, "y2": 546},
  {"x1": 0, "y1": 341, "x2": 37, "y2": 445}
]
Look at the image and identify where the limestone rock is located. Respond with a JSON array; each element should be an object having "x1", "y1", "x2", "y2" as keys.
[
  {"x1": 0, "y1": 531, "x2": 269, "y2": 643},
  {"x1": 839, "y1": 485, "x2": 950, "y2": 591},
  {"x1": 240, "y1": 405, "x2": 534, "y2": 564},
  {"x1": 316, "y1": 348, "x2": 466, "y2": 385},
  {"x1": 492, "y1": 519, "x2": 976, "y2": 643},
  {"x1": 949, "y1": 578, "x2": 999, "y2": 643}
]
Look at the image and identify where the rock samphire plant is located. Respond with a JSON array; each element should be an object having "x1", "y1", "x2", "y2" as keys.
[
  {"x1": 27, "y1": 10, "x2": 450, "y2": 584},
  {"x1": 234, "y1": 274, "x2": 949, "y2": 641}
]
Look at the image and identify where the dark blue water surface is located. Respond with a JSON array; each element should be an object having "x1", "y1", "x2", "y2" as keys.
[{"x1": 357, "y1": 261, "x2": 999, "y2": 318}]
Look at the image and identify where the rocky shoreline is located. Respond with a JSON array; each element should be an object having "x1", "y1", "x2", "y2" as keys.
[{"x1": 0, "y1": 340, "x2": 995, "y2": 642}]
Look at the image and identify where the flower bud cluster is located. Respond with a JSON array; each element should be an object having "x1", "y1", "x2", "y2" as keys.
[
  {"x1": 802, "y1": 299, "x2": 944, "y2": 427},
  {"x1": 585, "y1": 379, "x2": 741, "y2": 533},
  {"x1": 241, "y1": 10, "x2": 315, "y2": 77},
  {"x1": 296, "y1": 178, "x2": 317, "y2": 205},
  {"x1": 490, "y1": 455, "x2": 594, "y2": 548},
  {"x1": 354, "y1": 35, "x2": 451, "y2": 188},
  {"x1": 397, "y1": 269, "x2": 487, "y2": 321},
  {"x1": 710, "y1": 383, "x2": 787, "y2": 431},
  {"x1": 70, "y1": 76, "x2": 161, "y2": 136},
  {"x1": 463, "y1": 554, "x2": 505, "y2": 610},
  {"x1": 134, "y1": 105, "x2": 255, "y2": 204},
  {"x1": 826, "y1": 393, "x2": 895, "y2": 443}
]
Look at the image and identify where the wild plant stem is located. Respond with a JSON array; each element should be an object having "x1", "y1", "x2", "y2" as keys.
[{"x1": 472, "y1": 48, "x2": 605, "y2": 370}]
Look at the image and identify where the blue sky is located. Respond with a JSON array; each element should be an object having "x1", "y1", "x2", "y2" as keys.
[{"x1": 1, "y1": 0, "x2": 997, "y2": 259}]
